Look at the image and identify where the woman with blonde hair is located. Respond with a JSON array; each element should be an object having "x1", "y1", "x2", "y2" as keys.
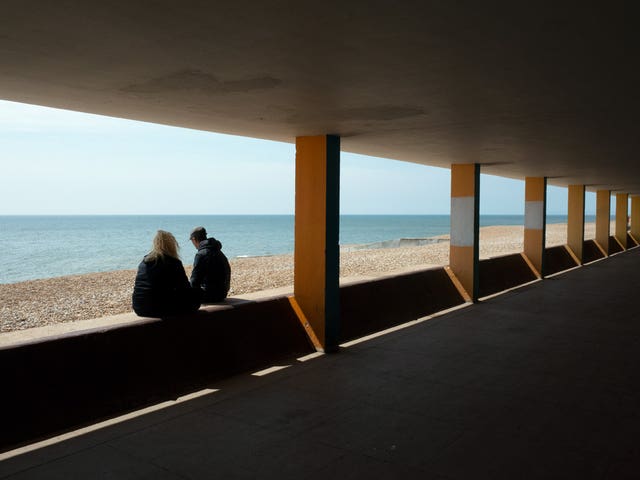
[{"x1": 132, "y1": 230, "x2": 201, "y2": 317}]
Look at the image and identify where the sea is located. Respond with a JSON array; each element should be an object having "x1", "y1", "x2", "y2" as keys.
[{"x1": 0, "y1": 214, "x2": 591, "y2": 284}]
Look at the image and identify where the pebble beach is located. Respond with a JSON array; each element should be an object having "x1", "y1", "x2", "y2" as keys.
[{"x1": 0, "y1": 223, "x2": 597, "y2": 333}]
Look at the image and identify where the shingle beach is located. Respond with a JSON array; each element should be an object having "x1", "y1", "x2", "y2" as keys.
[{"x1": 0, "y1": 223, "x2": 598, "y2": 333}]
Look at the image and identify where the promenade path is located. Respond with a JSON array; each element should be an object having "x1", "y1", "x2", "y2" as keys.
[{"x1": 1, "y1": 249, "x2": 639, "y2": 479}]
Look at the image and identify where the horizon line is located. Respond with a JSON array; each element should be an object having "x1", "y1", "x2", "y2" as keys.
[{"x1": 0, "y1": 212, "x2": 593, "y2": 217}]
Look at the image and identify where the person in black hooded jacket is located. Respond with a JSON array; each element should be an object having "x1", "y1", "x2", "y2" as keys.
[
  {"x1": 132, "y1": 230, "x2": 201, "y2": 317},
  {"x1": 189, "y1": 226, "x2": 231, "y2": 303}
]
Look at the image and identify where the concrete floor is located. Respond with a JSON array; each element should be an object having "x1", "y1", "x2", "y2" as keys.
[{"x1": 1, "y1": 249, "x2": 640, "y2": 479}]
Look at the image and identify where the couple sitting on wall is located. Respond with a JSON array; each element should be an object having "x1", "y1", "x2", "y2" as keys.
[{"x1": 132, "y1": 227, "x2": 231, "y2": 318}]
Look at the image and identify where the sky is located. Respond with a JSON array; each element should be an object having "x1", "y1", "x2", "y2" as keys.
[{"x1": 0, "y1": 99, "x2": 598, "y2": 216}]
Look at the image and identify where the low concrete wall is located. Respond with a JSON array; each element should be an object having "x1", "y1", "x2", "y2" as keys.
[
  {"x1": 609, "y1": 236, "x2": 624, "y2": 254},
  {"x1": 339, "y1": 267, "x2": 465, "y2": 342},
  {"x1": 583, "y1": 239, "x2": 606, "y2": 264},
  {"x1": 0, "y1": 297, "x2": 314, "y2": 452},
  {"x1": 478, "y1": 253, "x2": 538, "y2": 298},
  {"x1": 545, "y1": 245, "x2": 579, "y2": 276}
]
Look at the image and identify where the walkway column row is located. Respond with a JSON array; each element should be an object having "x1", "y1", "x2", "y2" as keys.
[{"x1": 292, "y1": 141, "x2": 635, "y2": 351}]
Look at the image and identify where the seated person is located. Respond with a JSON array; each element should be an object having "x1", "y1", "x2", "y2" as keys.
[
  {"x1": 132, "y1": 230, "x2": 201, "y2": 317},
  {"x1": 189, "y1": 226, "x2": 231, "y2": 303}
]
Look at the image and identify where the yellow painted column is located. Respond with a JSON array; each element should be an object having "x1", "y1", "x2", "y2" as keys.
[
  {"x1": 523, "y1": 177, "x2": 546, "y2": 277},
  {"x1": 449, "y1": 164, "x2": 479, "y2": 302},
  {"x1": 631, "y1": 196, "x2": 640, "y2": 242},
  {"x1": 615, "y1": 193, "x2": 628, "y2": 249},
  {"x1": 294, "y1": 135, "x2": 340, "y2": 352},
  {"x1": 567, "y1": 185, "x2": 585, "y2": 264},
  {"x1": 595, "y1": 190, "x2": 611, "y2": 255}
]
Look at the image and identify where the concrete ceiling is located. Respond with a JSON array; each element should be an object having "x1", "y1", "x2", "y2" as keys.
[{"x1": 1, "y1": 1, "x2": 639, "y2": 191}]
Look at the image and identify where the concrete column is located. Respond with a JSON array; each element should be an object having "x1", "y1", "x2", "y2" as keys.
[
  {"x1": 449, "y1": 164, "x2": 480, "y2": 302},
  {"x1": 615, "y1": 193, "x2": 628, "y2": 249},
  {"x1": 631, "y1": 196, "x2": 640, "y2": 243},
  {"x1": 567, "y1": 185, "x2": 585, "y2": 264},
  {"x1": 595, "y1": 190, "x2": 611, "y2": 255},
  {"x1": 524, "y1": 177, "x2": 546, "y2": 277},
  {"x1": 293, "y1": 135, "x2": 340, "y2": 352}
]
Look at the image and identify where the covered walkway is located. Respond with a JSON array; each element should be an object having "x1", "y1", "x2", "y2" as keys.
[{"x1": 1, "y1": 249, "x2": 639, "y2": 479}]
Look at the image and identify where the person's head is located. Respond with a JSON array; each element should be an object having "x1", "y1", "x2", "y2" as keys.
[
  {"x1": 147, "y1": 230, "x2": 180, "y2": 262},
  {"x1": 190, "y1": 226, "x2": 207, "y2": 248}
]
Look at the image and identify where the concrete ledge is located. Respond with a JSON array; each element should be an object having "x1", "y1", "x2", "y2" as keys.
[
  {"x1": 582, "y1": 239, "x2": 606, "y2": 264},
  {"x1": 545, "y1": 245, "x2": 579, "y2": 275},
  {"x1": 478, "y1": 253, "x2": 538, "y2": 298},
  {"x1": 0, "y1": 300, "x2": 248, "y2": 349},
  {"x1": 339, "y1": 267, "x2": 465, "y2": 342},
  {"x1": 0, "y1": 296, "x2": 314, "y2": 452},
  {"x1": 609, "y1": 236, "x2": 625, "y2": 254},
  {"x1": 0, "y1": 296, "x2": 285, "y2": 349}
]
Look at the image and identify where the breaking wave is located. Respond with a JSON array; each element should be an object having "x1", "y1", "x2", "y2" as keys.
[{"x1": 340, "y1": 236, "x2": 449, "y2": 252}]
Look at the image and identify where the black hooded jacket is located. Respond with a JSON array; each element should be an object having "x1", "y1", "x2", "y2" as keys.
[
  {"x1": 132, "y1": 254, "x2": 201, "y2": 317},
  {"x1": 190, "y1": 237, "x2": 231, "y2": 302}
]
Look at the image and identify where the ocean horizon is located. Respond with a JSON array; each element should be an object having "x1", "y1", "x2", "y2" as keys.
[{"x1": 0, "y1": 214, "x2": 592, "y2": 284}]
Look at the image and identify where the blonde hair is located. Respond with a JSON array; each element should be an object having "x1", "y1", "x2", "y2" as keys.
[{"x1": 146, "y1": 230, "x2": 180, "y2": 262}]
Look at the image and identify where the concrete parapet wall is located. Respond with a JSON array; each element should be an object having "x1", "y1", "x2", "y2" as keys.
[
  {"x1": 609, "y1": 236, "x2": 625, "y2": 254},
  {"x1": 478, "y1": 253, "x2": 538, "y2": 299},
  {"x1": 582, "y1": 239, "x2": 606, "y2": 264},
  {"x1": 545, "y1": 245, "x2": 579, "y2": 276},
  {"x1": 339, "y1": 267, "x2": 465, "y2": 342}
]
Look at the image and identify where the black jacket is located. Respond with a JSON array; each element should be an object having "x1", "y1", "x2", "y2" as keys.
[
  {"x1": 190, "y1": 237, "x2": 231, "y2": 302},
  {"x1": 132, "y1": 254, "x2": 201, "y2": 317}
]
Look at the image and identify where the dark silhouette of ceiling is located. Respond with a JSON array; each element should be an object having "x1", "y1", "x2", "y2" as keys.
[{"x1": 1, "y1": 1, "x2": 638, "y2": 190}]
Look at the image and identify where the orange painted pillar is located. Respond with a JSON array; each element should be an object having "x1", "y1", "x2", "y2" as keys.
[
  {"x1": 567, "y1": 185, "x2": 585, "y2": 264},
  {"x1": 631, "y1": 196, "x2": 640, "y2": 242},
  {"x1": 524, "y1": 177, "x2": 546, "y2": 277},
  {"x1": 294, "y1": 135, "x2": 340, "y2": 352},
  {"x1": 615, "y1": 193, "x2": 628, "y2": 249},
  {"x1": 449, "y1": 164, "x2": 479, "y2": 302},
  {"x1": 595, "y1": 190, "x2": 611, "y2": 255}
]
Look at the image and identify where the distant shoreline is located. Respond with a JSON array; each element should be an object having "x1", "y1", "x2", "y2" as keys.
[
  {"x1": 0, "y1": 215, "x2": 598, "y2": 285},
  {"x1": 0, "y1": 220, "x2": 600, "y2": 286}
]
